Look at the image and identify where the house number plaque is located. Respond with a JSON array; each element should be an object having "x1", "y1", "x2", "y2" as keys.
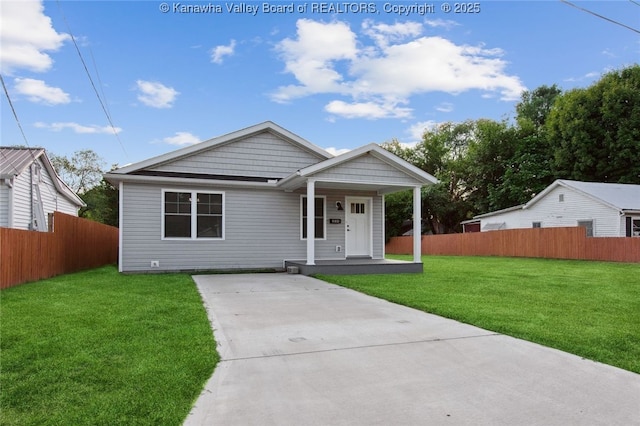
[{"x1": 329, "y1": 219, "x2": 342, "y2": 224}]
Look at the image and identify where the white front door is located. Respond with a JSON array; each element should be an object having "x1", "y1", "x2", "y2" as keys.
[{"x1": 346, "y1": 197, "x2": 371, "y2": 257}]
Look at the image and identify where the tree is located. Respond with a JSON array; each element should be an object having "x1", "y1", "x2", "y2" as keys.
[
  {"x1": 548, "y1": 65, "x2": 640, "y2": 183},
  {"x1": 51, "y1": 149, "x2": 106, "y2": 194},
  {"x1": 78, "y1": 179, "x2": 118, "y2": 227}
]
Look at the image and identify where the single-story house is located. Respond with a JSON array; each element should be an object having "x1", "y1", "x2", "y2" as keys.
[
  {"x1": 461, "y1": 179, "x2": 640, "y2": 237},
  {"x1": 105, "y1": 122, "x2": 438, "y2": 274},
  {"x1": 0, "y1": 147, "x2": 85, "y2": 231}
]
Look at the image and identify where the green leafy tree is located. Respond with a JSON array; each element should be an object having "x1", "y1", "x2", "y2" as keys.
[
  {"x1": 548, "y1": 65, "x2": 640, "y2": 183},
  {"x1": 51, "y1": 149, "x2": 106, "y2": 194},
  {"x1": 78, "y1": 179, "x2": 118, "y2": 227}
]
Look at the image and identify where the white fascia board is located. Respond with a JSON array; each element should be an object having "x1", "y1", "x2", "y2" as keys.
[
  {"x1": 39, "y1": 151, "x2": 85, "y2": 207},
  {"x1": 104, "y1": 172, "x2": 280, "y2": 189},
  {"x1": 111, "y1": 121, "x2": 332, "y2": 175}
]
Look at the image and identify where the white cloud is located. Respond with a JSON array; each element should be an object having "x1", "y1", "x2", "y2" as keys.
[
  {"x1": 325, "y1": 100, "x2": 412, "y2": 119},
  {"x1": 424, "y1": 19, "x2": 460, "y2": 30},
  {"x1": 0, "y1": 0, "x2": 69, "y2": 74},
  {"x1": 162, "y1": 132, "x2": 200, "y2": 146},
  {"x1": 14, "y1": 78, "x2": 70, "y2": 105},
  {"x1": 135, "y1": 80, "x2": 179, "y2": 108},
  {"x1": 435, "y1": 102, "x2": 454, "y2": 113},
  {"x1": 407, "y1": 120, "x2": 438, "y2": 141},
  {"x1": 34, "y1": 121, "x2": 122, "y2": 134},
  {"x1": 211, "y1": 39, "x2": 236, "y2": 64},
  {"x1": 272, "y1": 18, "x2": 526, "y2": 120},
  {"x1": 272, "y1": 19, "x2": 358, "y2": 103}
]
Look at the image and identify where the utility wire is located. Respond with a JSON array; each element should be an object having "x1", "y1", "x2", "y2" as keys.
[
  {"x1": 1, "y1": 74, "x2": 33, "y2": 150},
  {"x1": 628, "y1": 0, "x2": 640, "y2": 7},
  {"x1": 56, "y1": 1, "x2": 128, "y2": 158},
  {"x1": 1, "y1": 74, "x2": 63, "y2": 199},
  {"x1": 560, "y1": 0, "x2": 640, "y2": 34}
]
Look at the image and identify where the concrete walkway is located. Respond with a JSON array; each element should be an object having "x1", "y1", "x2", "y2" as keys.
[{"x1": 184, "y1": 274, "x2": 640, "y2": 426}]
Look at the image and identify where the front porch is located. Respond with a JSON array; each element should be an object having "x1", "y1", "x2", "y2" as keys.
[{"x1": 284, "y1": 258, "x2": 423, "y2": 275}]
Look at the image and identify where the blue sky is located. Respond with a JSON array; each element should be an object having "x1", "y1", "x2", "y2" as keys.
[{"x1": 1, "y1": 1, "x2": 638, "y2": 169}]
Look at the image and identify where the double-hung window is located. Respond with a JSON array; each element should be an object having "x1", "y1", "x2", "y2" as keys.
[
  {"x1": 301, "y1": 196, "x2": 325, "y2": 239},
  {"x1": 163, "y1": 190, "x2": 224, "y2": 239},
  {"x1": 577, "y1": 220, "x2": 594, "y2": 237}
]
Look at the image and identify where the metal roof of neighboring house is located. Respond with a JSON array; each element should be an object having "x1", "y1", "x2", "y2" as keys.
[
  {"x1": 0, "y1": 146, "x2": 84, "y2": 207},
  {"x1": 0, "y1": 147, "x2": 46, "y2": 178},
  {"x1": 527, "y1": 180, "x2": 640, "y2": 212}
]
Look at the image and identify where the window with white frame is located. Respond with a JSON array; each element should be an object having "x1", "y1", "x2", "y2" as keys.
[
  {"x1": 532, "y1": 222, "x2": 541, "y2": 228},
  {"x1": 301, "y1": 196, "x2": 325, "y2": 239},
  {"x1": 633, "y1": 218, "x2": 640, "y2": 237},
  {"x1": 163, "y1": 190, "x2": 224, "y2": 239}
]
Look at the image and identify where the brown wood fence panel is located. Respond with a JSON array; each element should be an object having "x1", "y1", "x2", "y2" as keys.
[
  {"x1": 386, "y1": 227, "x2": 640, "y2": 263},
  {"x1": 1, "y1": 212, "x2": 118, "y2": 289}
]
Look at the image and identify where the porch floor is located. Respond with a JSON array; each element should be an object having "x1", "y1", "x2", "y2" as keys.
[{"x1": 284, "y1": 258, "x2": 423, "y2": 275}]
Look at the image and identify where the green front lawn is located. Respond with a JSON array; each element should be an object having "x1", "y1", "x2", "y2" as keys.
[
  {"x1": 318, "y1": 256, "x2": 640, "y2": 374},
  {"x1": 0, "y1": 266, "x2": 217, "y2": 426}
]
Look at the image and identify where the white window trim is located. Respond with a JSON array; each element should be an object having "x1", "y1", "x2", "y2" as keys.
[
  {"x1": 161, "y1": 189, "x2": 225, "y2": 240},
  {"x1": 300, "y1": 195, "x2": 327, "y2": 241}
]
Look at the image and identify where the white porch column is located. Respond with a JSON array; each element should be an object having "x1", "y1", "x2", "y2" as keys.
[
  {"x1": 413, "y1": 185, "x2": 421, "y2": 263},
  {"x1": 306, "y1": 179, "x2": 316, "y2": 265}
]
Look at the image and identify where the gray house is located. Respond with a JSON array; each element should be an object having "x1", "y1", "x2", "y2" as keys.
[
  {"x1": 462, "y1": 179, "x2": 640, "y2": 237},
  {"x1": 0, "y1": 147, "x2": 84, "y2": 231},
  {"x1": 105, "y1": 122, "x2": 437, "y2": 274}
]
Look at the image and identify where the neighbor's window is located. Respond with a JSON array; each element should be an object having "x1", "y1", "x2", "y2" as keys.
[
  {"x1": 633, "y1": 219, "x2": 640, "y2": 237},
  {"x1": 559, "y1": 194, "x2": 565, "y2": 202},
  {"x1": 532, "y1": 222, "x2": 541, "y2": 228},
  {"x1": 577, "y1": 220, "x2": 593, "y2": 237},
  {"x1": 163, "y1": 190, "x2": 224, "y2": 239},
  {"x1": 301, "y1": 196, "x2": 325, "y2": 239}
]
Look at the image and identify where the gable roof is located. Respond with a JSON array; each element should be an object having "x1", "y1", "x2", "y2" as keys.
[
  {"x1": 0, "y1": 147, "x2": 85, "y2": 207},
  {"x1": 525, "y1": 179, "x2": 640, "y2": 212},
  {"x1": 110, "y1": 121, "x2": 332, "y2": 175},
  {"x1": 0, "y1": 147, "x2": 46, "y2": 178},
  {"x1": 277, "y1": 143, "x2": 438, "y2": 193}
]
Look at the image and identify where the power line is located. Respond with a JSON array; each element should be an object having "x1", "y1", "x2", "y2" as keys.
[
  {"x1": 55, "y1": 0, "x2": 128, "y2": 158},
  {"x1": 1, "y1": 74, "x2": 33, "y2": 149},
  {"x1": 628, "y1": 0, "x2": 640, "y2": 7},
  {"x1": 560, "y1": 0, "x2": 640, "y2": 34}
]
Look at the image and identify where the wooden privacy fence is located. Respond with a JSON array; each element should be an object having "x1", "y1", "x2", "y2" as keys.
[
  {"x1": 1, "y1": 212, "x2": 118, "y2": 289},
  {"x1": 386, "y1": 227, "x2": 640, "y2": 263}
]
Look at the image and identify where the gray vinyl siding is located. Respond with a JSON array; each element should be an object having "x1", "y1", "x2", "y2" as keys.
[
  {"x1": 0, "y1": 184, "x2": 8, "y2": 227},
  {"x1": 149, "y1": 132, "x2": 324, "y2": 178},
  {"x1": 120, "y1": 183, "x2": 385, "y2": 272},
  {"x1": 311, "y1": 153, "x2": 423, "y2": 186}
]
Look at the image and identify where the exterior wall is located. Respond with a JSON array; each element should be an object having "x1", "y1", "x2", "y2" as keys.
[
  {"x1": 480, "y1": 186, "x2": 621, "y2": 237},
  {"x1": 149, "y1": 132, "x2": 324, "y2": 178},
  {"x1": 10, "y1": 164, "x2": 32, "y2": 230},
  {"x1": 120, "y1": 182, "x2": 385, "y2": 272},
  {"x1": 312, "y1": 153, "x2": 423, "y2": 186},
  {"x1": 1, "y1": 159, "x2": 80, "y2": 231},
  {"x1": 0, "y1": 184, "x2": 9, "y2": 227}
]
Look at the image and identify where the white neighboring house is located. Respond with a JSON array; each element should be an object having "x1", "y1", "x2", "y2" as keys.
[
  {"x1": 463, "y1": 180, "x2": 640, "y2": 237},
  {"x1": 0, "y1": 147, "x2": 85, "y2": 231}
]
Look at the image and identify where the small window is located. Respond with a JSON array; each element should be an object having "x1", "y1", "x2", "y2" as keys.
[
  {"x1": 350, "y1": 202, "x2": 366, "y2": 214},
  {"x1": 577, "y1": 220, "x2": 594, "y2": 237},
  {"x1": 532, "y1": 222, "x2": 541, "y2": 228},
  {"x1": 633, "y1": 219, "x2": 640, "y2": 237},
  {"x1": 163, "y1": 190, "x2": 224, "y2": 239},
  {"x1": 301, "y1": 196, "x2": 325, "y2": 239},
  {"x1": 559, "y1": 194, "x2": 564, "y2": 202}
]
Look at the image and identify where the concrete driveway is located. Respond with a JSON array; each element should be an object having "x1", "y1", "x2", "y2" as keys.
[{"x1": 184, "y1": 274, "x2": 640, "y2": 426}]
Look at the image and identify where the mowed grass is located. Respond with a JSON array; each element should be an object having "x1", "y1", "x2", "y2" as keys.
[
  {"x1": 318, "y1": 256, "x2": 640, "y2": 374},
  {"x1": 0, "y1": 266, "x2": 218, "y2": 426}
]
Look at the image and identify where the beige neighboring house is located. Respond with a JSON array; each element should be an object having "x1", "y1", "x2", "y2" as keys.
[
  {"x1": 462, "y1": 180, "x2": 640, "y2": 237},
  {"x1": 0, "y1": 147, "x2": 85, "y2": 231}
]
